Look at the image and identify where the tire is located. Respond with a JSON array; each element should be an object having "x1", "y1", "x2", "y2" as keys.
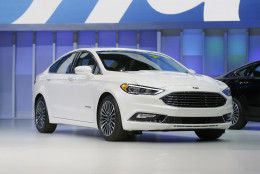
[
  {"x1": 229, "y1": 98, "x2": 247, "y2": 130},
  {"x1": 195, "y1": 129, "x2": 225, "y2": 141},
  {"x1": 35, "y1": 96, "x2": 57, "y2": 133},
  {"x1": 97, "y1": 95, "x2": 128, "y2": 141}
]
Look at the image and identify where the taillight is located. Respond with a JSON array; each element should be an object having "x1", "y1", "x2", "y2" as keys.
[{"x1": 34, "y1": 80, "x2": 36, "y2": 84}]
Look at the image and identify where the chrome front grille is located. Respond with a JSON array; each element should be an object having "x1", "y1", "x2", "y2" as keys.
[{"x1": 161, "y1": 92, "x2": 226, "y2": 108}]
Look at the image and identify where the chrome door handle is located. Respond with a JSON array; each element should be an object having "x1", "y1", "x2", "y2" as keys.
[
  {"x1": 239, "y1": 81, "x2": 248, "y2": 84},
  {"x1": 46, "y1": 78, "x2": 51, "y2": 81},
  {"x1": 68, "y1": 77, "x2": 73, "y2": 81}
]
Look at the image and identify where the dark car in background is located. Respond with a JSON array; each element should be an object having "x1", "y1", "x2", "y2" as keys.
[{"x1": 215, "y1": 61, "x2": 260, "y2": 129}]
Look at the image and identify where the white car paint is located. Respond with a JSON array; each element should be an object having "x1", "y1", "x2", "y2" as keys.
[{"x1": 33, "y1": 48, "x2": 232, "y2": 131}]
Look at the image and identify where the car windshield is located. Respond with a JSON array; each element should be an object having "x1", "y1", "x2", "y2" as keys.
[{"x1": 97, "y1": 51, "x2": 188, "y2": 73}]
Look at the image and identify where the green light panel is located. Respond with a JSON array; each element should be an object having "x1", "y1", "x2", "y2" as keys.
[{"x1": 227, "y1": 29, "x2": 247, "y2": 71}]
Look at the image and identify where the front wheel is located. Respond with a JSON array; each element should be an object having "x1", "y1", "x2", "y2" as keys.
[
  {"x1": 229, "y1": 98, "x2": 247, "y2": 130},
  {"x1": 195, "y1": 129, "x2": 225, "y2": 141},
  {"x1": 35, "y1": 96, "x2": 57, "y2": 133},
  {"x1": 97, "y1": 95, "x2": 128, "y2": 141}
]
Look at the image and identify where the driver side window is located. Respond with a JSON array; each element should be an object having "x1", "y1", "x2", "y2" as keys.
[
  {"x1": 230, "y1": 66, "x2": 250, "y2": 77},
  {"x1": 73, "y1": 52, "x2": 101, "y2": 74},
  {"x1": 236, "y1": 68, "x2": 248, "y2": 77},
  {"x1": 75, "y1": 52, "x2": 95, "y2": 67}
]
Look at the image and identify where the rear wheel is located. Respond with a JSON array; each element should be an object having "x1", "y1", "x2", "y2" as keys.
[
  {"x1": 229, "y1": 98, "x2": 247, "y2": 130},
  {"x1": 35, "y1": 96, "x2": 57, "y2": 133},
  {"x1": 195, "y1": 129, "x2": 225, "y2": 141},
  {"x1": 98, "y1": 95, "x2": 128, "y2": 141}
]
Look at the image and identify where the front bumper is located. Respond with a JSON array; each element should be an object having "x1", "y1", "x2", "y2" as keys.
[
  {"x1": 115, "y1": 85, "x2": 233, "y2": 131},
  {"x1": 123, "y1": 122, "x2": 231, "y2": 131}
]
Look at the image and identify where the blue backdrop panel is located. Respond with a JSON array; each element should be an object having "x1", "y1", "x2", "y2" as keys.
[
  {"x1": 183, "y1": 55, "x2": 203, "y2": 74},
  {"x1": 119, "y1": 31, "x2": 137, "y2": 49},
  {"x1": 0, "y1": 32, "x2": 13, "y2": 118},
  {"x1": 161, "y1": 30, "x2": 181, "y2": 62},
  {"x1": 56, "y1": 31, "x2": 73, "y2": 59},
  {"x1": 35, "y1": 31, "x2": 53, "y2": 76},
  {"x1": 98, "y1": 31, "x2": 116, "y2": 47},
  {"x1": 139, "y1": 30, "x2": 157, "y2": 51},
  {"x1": 16, "y1": 32, "x2": 33, "y2": 117},
  {"x1": 227, "y1": 29, "x2": 247, "y2": 71},
  {"x1": 249, "y1": 29, "x2": 260, "y2": 63},
  {"x1": 182, "y1": 29, "x2": 203, "y2": 74},
  {"x1": 204, "y1": 30, "x2": 225, "y2": 77},
  {"x1": 0, "y1": 0, "x2": 32, "y2": 23},
  {"x1": 78, "y1": 31, "x2": 96, "y2": 48}
]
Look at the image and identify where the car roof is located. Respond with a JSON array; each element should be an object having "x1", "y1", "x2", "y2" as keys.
[
  {"x1": 73, "y1": 47, "x2": 157, "y2": 53},
  {"x1": 223, "y1": 60, "x2": 260, "y2": 77},
  {"x1": 231, "y1": 60, "x2": 260, "y2": 72}
]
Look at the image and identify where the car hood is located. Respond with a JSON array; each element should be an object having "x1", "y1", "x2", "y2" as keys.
[{"x1": 107, "y1": 70, "x2": 226, "y2": 89}]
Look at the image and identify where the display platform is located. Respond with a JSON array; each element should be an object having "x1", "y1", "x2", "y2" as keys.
[{"x1": 0, "y1": 119, "x2": 259, "y2": 174}]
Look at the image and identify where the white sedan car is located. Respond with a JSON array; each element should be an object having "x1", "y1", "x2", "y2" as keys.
[{"x1": 33, "y1": 48, "x2": 233, "y2": 141}]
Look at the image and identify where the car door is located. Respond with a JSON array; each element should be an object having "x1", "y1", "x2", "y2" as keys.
[
  {"x1": 45, "y1": 52, "x2": 78, "y2": 119},
  {"x1": 220, "y1": 65, "x2": 254, "y2": 112},
  {"x1": 224, "y1": 63, "x2": 260, "y2": 118},
  {"x1": 220, "y1": 65, "x2": 252, "y2": 97},
  {"x1": 244, "y1": 63, "x2": 260, "y2": 118},
  {"x1": 64, "y1": 51, "x2": 102, "y2": 122}
]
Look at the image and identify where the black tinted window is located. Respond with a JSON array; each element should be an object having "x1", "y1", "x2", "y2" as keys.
[
  {"x1": 229, "y1": 66, "x2": 250, "y2": 77},
  {"x1": 100, "y1": 54, "x2": 155, "y2": 71},
  {"x1": 97, "y1": 51, "x2": 188, "y2": 73},
  {"x1": 250, "y1": 65, "x2": 260, "y2": 78},
  {"x1": 236, "y1": 68, "x2": 248, "y2": 77}
]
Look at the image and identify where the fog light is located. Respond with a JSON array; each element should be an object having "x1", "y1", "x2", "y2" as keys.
[
  {"x1": 223, "y1": 113, "x2": 232, "y2": 122},
  {"x1": 129, "y1": 113, "x2": 167, "y2": 123},
  {"x1": 136, "y1": 113, "x2": 157, "y2": 119}
]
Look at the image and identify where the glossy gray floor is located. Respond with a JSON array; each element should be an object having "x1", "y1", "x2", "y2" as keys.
[{"x1": 0, "y1": 120, "x2": 260, "y2": 174}]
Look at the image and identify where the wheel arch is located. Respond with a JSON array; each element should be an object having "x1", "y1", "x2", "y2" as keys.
[
  {"x1": 233, "y1": 95, "x2": 249, "y2": 114},
  {"x1": 34, "y1": 93, "x2": 44, "y2": 109},
  {"x1": 229, "y1": 86, "x2": 249, "y2": 114}
]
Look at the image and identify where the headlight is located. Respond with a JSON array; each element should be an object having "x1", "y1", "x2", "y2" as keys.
[
  {"x1": 222, "y1": 87, "x2": 231, "y2": 96},
  {"x1": 120, "y1": 84, "x2": 164, "y2": 95}
]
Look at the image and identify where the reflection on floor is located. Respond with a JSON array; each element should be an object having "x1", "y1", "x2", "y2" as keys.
[{"x1": 0, "y1": 120, "x2": 260, "y2": 174}]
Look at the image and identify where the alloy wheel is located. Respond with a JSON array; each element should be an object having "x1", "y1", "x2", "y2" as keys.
[
  {"x1": 35, "y1": 100, "x2": 46, "y2": 129},
  {"x1": 100, "y1": 101, "x2": 116, "y2": 136},
  {"x1": 232, "y1": 101, "x2": 240, "y2": 126}
]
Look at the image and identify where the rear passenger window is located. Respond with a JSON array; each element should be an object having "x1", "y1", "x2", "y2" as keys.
[
  {"x1": 49, "y1": 53, "x2": 76, "y2": 74},
  {"x1": 49, "y1": 60, "x2": 61, "y2": 73}
]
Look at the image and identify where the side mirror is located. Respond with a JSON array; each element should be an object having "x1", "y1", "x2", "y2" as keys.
[
  {"x1": 75, "y1": 66, "x2": 93, "y2": 78},
  {"x1": 188, "y1": 69, "x2": 196, "y2": 74}
]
